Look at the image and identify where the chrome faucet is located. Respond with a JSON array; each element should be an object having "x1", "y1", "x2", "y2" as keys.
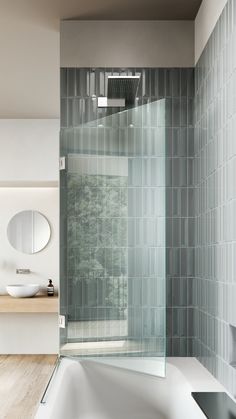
[{"x1": 16, "y1": 269, "x2": 31, "y2": 274}]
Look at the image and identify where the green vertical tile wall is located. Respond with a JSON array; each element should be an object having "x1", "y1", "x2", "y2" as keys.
[
  {"x1": 60, "y1": 67, "x2": 194, "y2": 357},
  {"x1": 194, "y1": 0, "x2": 236, "y2": 395}
]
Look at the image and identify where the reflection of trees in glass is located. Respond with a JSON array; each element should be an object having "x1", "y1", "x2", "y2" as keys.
[{"x1": 67, "y1": 173, "x2": 128, "y2": 319}]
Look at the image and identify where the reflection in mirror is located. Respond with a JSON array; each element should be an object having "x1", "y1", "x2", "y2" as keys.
[{"x1": 7, "y1": 210, "x2": 51, "y2": 254}]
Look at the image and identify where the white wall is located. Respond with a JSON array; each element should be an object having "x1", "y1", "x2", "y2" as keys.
[
  {"x1": 0, "y1": 2, "x2": 227, "y2": 116},
  {"x1": 61, "y1": 20, "x2": 194, "y2": 67},
  {"x1": 195, "y1": 0, "x2": 228, "y2": 63},
  {"x1": 0, "y1": 12, "x2": 59, "y2": 118},
  {"x1": 0, "y1": 314, "x2": 58, "y2": 354},
  {"x1": 0, "y1": 119, "x2": 59, "y2": 185},
  {"x1": 0, "y1": 187, "x2": 59, "y2": 353},
  {"x1": 0, "y1": 188, "x2": 59, "y2": 291},
  {"x1": 0, "y1": 119, "x2": 59, "y2": 354},
  {"x1": 0, "y1": 11, "x2": 195, "y2": 118}
]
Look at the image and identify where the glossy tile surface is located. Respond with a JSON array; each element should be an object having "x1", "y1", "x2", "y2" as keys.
[
  {"x1": 60, "y1": 67, "x2": 195, "y2": 358},
  {"x1": 194, "y1": 0, "x2": 236, "y2": 396}
]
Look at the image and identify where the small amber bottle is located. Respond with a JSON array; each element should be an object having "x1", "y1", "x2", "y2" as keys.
[{"x1": 47, "y1": 279, "x2": 54, "y2": 297}]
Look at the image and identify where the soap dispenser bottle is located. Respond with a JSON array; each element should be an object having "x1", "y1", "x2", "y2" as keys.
[{"x1": 47, "y1": 279, "x2": 54, "y2": 297}]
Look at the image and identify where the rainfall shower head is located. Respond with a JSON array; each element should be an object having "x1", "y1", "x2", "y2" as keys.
[{"x1": 107, "y1": 76, "x2": 140, "y2": 105}]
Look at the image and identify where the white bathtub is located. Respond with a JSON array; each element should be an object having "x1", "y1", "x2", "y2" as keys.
[{"x1": 35, "y1": 357, "x2": 224, "y2": 419}]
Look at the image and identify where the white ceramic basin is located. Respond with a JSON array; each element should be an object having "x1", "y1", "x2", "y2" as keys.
[{"x1": 6, "y1": 284, "x2": 40, "y2": 298}]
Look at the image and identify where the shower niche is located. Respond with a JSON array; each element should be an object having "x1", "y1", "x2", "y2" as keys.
[
  {"x1": 60, "y1": 68, "x2": 166, "y2": 377},
  {"x1": 229, "y1": 325, "x2": 236, "y2": 368}
]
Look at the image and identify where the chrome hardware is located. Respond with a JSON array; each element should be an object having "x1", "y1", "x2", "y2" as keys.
[
  {"x1": 16, "y1": 269, "x2": 31, "y2": 274},
  {"x1": 59, "y1": 157, "x2": 66, "y2": 170},
  {"x1": 97, "y1": 97, "x2": 126, "y2": 107}
]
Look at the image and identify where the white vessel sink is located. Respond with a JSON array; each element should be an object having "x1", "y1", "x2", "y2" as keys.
[{"x1": 6, "y1": 284, "x2": 40, "y2": 298}]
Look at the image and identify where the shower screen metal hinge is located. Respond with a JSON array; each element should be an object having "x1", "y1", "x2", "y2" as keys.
[
  {"x1": 59, "y1": 315, "x2": 65, "y2": 328},
  {"x1": 59, "y1": 157, "x2": 66, "y2": 170}
]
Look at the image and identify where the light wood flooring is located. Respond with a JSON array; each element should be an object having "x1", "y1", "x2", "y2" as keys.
[{"x1": 0, "y1": 355, "x2": 57, "y2": 419}]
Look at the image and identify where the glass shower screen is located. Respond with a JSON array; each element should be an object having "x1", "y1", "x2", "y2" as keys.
[{"x1": 60, "y1": 99, "x2": 166, "y2": 377}]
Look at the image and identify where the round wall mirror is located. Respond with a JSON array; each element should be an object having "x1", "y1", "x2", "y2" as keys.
[{"x1": 7, "y1": 210, "x2": 51, "y2": 254}]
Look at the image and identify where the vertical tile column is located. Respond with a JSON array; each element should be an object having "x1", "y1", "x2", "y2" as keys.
[{"x1": 166, "y1": 69, "x2": 195, "y2": 356}]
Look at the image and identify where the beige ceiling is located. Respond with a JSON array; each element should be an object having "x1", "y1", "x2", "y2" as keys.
[
  {"x1": 0, "y1": 0, "x2": 202, "y2": 118},
  {"x1": 60, "y1": 0, "x2": 202, "y2": 20},
  {"x1": 0, "y1": 0, "x2": 203, "y2": 25}
]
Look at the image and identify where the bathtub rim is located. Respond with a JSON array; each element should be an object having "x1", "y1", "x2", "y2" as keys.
[
  {"x1": 39, "y1": 355, "x2": 197, "y2": 408},
  {"x1": 36, "y1": 356, "x2": 226, "y2": 419}
]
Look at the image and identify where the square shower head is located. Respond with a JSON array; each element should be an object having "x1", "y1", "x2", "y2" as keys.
[{"x1": 107, "y1": 76, "x2": 140, "y2": 105}]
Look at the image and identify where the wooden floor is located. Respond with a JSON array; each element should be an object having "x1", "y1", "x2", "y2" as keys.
[{"x1": 0, "y1": 355, "x2": 57, "y2": 419}]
